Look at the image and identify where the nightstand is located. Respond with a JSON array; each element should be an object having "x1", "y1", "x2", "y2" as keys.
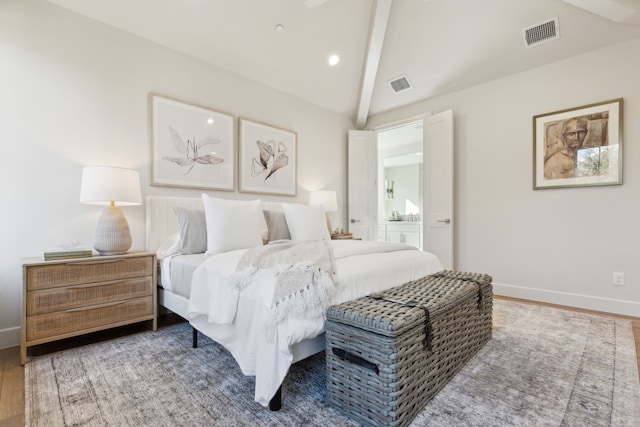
[{"x1": 21, "y1": 251, "x2": 156, "y2": 365}]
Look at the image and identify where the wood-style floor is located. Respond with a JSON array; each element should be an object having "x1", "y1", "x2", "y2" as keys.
[{"x1": 1, "y1": 298, "x2": 639, "y2": 426}]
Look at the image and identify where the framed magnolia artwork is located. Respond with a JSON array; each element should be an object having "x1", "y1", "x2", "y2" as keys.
[
  {"x1": 533, "y1": 98, "x2": 623, "y2": 189},
  {"x1": 238, "y1": 118, "x2": 297, "y2": 196},
  {"x1": 149, "y1": 94, "x2": 235, "y2": 191}
]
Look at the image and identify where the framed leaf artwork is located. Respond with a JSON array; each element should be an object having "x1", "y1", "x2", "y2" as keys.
[
  {"x1": 150, "y1": 94, "x2": 235, "y2": 191},
  {"x1": 238, "y1": 118, "x2": 297, "y2": 196}
]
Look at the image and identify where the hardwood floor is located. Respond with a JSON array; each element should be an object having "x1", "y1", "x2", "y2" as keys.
[
  {"x1": 1, "y1": 300, "x2": 639, "y2": 425},
  {"x1": 0, "y1": 346, "x2": 23, "y2": 427}
]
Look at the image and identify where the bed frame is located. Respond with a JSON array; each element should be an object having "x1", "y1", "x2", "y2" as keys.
[{"x1": 145, "y1": 196, "x2": 325, "y2": 409}]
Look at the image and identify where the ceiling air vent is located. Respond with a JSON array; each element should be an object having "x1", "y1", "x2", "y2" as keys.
[
  {"x1": 522, "y1": 17, "x2": 559, "y2": 48},
  {"x1": 389, "y1": 75, "x2": 413, "y2": 93}
]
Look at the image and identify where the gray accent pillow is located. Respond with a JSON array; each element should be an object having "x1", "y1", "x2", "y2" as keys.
[
  {"x1": 174, "y1": 207, "x2": 207, "y2": 254},
  {"x1": 263, "y1": 210, "x2": 291, "y2": 242}
]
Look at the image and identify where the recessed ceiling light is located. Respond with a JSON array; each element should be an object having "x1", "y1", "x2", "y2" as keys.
[
  {"x1": 207, "y1": 118, "x2": 214, "y2": 124},
  {"x1": 274, "y1": 24, "x2": 285, "y2": 33},
  {"x1": 328, "y1": 54, "x2": 340, "y2": 66}
]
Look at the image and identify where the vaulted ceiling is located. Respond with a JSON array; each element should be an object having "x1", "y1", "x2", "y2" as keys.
[{"x1": 47, "y1": 0, "x2": 640, "y2": 128}]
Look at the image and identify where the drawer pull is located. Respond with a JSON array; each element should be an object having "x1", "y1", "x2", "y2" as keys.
[
  {"x1": 65, "y1": 301, "x2": 124, "y2": 313},
  {"x1": 68, "y1": 279, "x2": 130, "y2": 289},
  {"x1": 65, "y1": 259, "x2": 126, "y2": 266}
]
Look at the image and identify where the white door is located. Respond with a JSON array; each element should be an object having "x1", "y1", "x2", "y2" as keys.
[
  {"x1": 347, "y1": 130, "x2": 377, "y2": 240},
  {"x1": 423, "y1": 110, "x2": 455, "y2": 269}
]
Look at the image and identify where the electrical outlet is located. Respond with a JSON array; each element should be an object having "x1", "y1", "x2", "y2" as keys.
[{"x1": 613, "y1": 272, "x2": 625, "y2": 286}]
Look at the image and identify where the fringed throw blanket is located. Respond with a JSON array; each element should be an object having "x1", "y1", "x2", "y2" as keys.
[{"x1": 235, "y1": 240, "x2": 336, "y2": 335}]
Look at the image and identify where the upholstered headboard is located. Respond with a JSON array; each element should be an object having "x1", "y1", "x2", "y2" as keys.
[{"x1": 145, "y1": 196, "x2": 286, "y2": 252}]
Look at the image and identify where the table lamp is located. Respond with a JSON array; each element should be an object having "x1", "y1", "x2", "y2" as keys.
[
  {"x1": 80, "y1": 166, "x2": 142, "y2": 255},
  {"x1": 309, "y1": 190, "x2": 337, "y2": 234}
]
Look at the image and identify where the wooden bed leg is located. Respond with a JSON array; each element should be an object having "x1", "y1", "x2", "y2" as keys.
[
  {"x1": 268, "y1": 386, "x2": 282, "y2": 411},
  {"x1": 192, "y1": 327, "x2": 198, "y2": 348}
]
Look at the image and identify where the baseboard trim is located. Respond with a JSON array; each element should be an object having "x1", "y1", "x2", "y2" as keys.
[
  {"x1": 494, "y1": 283, "x2": 640, "y2": 318},
  {"x1": 0, "y1": 326, "x2": 20, "y2": 350},
  {"x1": 0, "y1": 287, "x2": 635, "y2": 348}
]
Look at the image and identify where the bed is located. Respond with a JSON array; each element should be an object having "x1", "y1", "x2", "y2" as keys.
[{"x1": 145, "y1": 195, "x2": 444, "y2": 408}]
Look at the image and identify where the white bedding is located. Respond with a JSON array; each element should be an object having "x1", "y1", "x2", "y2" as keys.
[
  {"x1": 160, "y1": 253, "x2": 208, "y2": 298},
  {"x1": 186, "y1": 239, "x2": 443, "y2": 406}
]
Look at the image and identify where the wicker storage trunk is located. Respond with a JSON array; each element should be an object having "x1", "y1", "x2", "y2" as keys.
[{"x1": 325, "y1": 270, "x2": 493, "y2": 427}]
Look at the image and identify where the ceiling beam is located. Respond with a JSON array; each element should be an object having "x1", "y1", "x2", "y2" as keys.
[{"x1": 355, "y1": 0, "x2": 393, "y2": 129}]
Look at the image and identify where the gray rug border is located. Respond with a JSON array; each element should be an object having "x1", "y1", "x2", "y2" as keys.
[{"x1": 25, "y1": 299, "x2": 640, "y2": 426}]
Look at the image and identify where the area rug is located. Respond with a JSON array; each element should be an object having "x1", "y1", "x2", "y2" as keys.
[{"x1": 26, "y1": 299, "x2": 640, "y2": 426}]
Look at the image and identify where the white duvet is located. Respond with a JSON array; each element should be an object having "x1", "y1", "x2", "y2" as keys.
[{"x1": 187, "y1": 240, "x2": 443, "y2": 406}]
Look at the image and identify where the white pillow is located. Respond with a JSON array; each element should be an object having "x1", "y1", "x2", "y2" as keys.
[
  {"x1": 282, "y1": 204, "x2": 330, "y2": 241},
  {"x1": 201, "y1": 194, "x2": 264, "y2": 255},
  {"x1": 156, "y1": 233, "x2": 180, "y2": 260}
]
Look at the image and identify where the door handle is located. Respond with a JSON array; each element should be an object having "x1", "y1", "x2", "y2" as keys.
[
  {"x1": 437, "y1": 219, "x2": 451, "y2": 224},
  {"x1": 350, "y1": 219, "x2": 361, "y2": 223}
]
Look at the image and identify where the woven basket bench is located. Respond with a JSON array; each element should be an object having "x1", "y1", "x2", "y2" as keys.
[{"x1": 325, "y1": 270, "x2": 493, "y2": 427}]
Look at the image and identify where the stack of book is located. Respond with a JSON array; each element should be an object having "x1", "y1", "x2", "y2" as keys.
[
  {"x1": 42, "y1": 249, "x2": 93, "y2": 261},
  {"x1": 331, "y1": 233, "x2": 353, "y2": 240}
]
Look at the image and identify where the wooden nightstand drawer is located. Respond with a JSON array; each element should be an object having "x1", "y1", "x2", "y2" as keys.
[
  {"x1": 26, "y1": 256, "x2": 153, "y2": 291},
  {"x1": 21, "y1": 252, "x2": 157, "y2": 365},
  {"x1": 26, "y1": 276, "x2": 153, "y2": 315},
  {"x1": 26, "y1": 296, "x2": 153, "y2": 341}
]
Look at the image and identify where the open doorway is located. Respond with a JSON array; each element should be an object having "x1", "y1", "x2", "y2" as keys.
[
  {"x1": 348, "y1": 110, "x2": 453, "y2": 267},
  {"x1": 376, "y1": 121, "x2": 423, "y2": 249}
]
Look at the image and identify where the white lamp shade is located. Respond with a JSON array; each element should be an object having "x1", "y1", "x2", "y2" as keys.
[
  {"x1": 80, "y1": 166, "x2": 142, "y2": 206},
  {"x1": 309, "y1": 190, "x2": 337, "y2": 212}
]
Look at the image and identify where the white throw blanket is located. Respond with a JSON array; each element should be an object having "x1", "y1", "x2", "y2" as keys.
[
  {"x1": 187, "y1": 240, "x2": 444, "y2": 407},
  {"x1": 233, "y1": 240, "x2": 336, "y2": 336}
]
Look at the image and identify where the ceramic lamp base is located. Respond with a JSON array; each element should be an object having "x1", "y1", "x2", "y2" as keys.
[{"x1": 94, "y1": 206, "x2": 132, "y2": 255}]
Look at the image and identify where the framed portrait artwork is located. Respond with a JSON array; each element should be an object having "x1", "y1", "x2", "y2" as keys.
[
  {"x1": 533, "y1": 98, "x2": 623, "y2": 189},
  {"x1": 238, "y1": 118, "x2": 297, "y2": 196},
  {"x1": 149, "y1": 94, "x2": 235, "y2": 191}
]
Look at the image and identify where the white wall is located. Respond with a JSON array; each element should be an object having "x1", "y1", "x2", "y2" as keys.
[
  {"x1": 0, "y1": 0, "x2": 353, "y2": 348},
  {"x1": 367, "y1": 38, "x2": 640, "y2": 317}
]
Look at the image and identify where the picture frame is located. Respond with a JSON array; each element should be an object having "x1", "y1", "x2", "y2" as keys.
[
  {"x1": 238, "y1": 118, "x2": 297, "y2": 196},
  {"x1": 533, "y1": 98, "x2": 623, "y2": 190},
  {"x1": 149, "y1": 93, "x2": 235, "y2": 191}
]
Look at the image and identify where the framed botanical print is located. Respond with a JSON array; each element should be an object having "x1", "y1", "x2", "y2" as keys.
[
  {"x1": 150, "y1": 94, "x2": 235, "y2": 191},
  {"x1": 533, "y1": 98, "x2": 623, "y2": 189},
  {"x1": 238, "y1": 118, "x2": 297, "y2": 196}
]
